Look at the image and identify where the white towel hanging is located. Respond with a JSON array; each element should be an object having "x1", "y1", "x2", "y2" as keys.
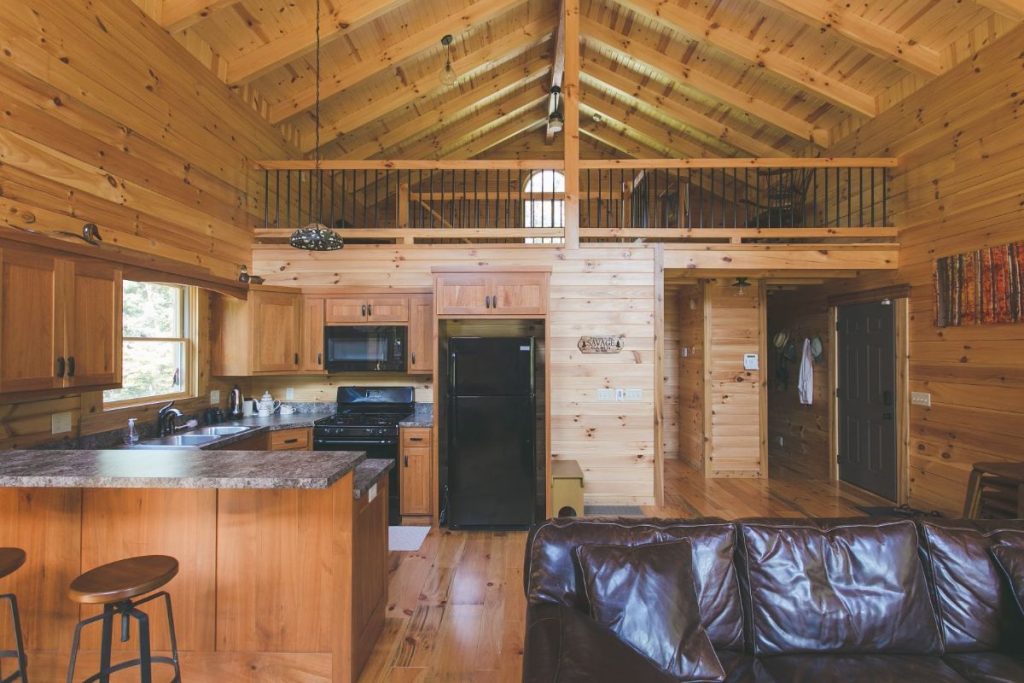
[{"x1": 798, "y1": 338, "x2": 814, "y2": 405}]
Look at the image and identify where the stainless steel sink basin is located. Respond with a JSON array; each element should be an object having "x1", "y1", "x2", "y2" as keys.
[
  {"x1": 192, "y1": 426, "x2": 253, "y2": 436},
  {"x1": 134, "y1": 434, "x2": 221, "y2": 448}
]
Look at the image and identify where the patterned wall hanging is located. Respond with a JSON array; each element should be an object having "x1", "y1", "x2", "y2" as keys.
[{"x1": 934, "y1": 241, "x2": 1023, "y2": 327}]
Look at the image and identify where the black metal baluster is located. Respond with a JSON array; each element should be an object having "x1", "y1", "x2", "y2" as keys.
[
  {"x1": 824, "y1": 166, "x2": 829, "y2": 228},
  {"x1": 882, "y1": 169, "x2": 888, "y2": 226},
  {"x1": 698, "y1": 168, "x2": 704, "y2": 229},
  {"x1": 263, "y1": 170, "x2": 269, "y2": 228},
  {"x1": 870, "y1": 168, "x2": 876, "y2": 226},
  {"x1": 847, "y1": 168, "x2": 852, "y2": 227},
  {"x1": 330, "y1": 170, "x2": 336, "y2": 229},
  {"x1": 812, "y1": 168, "x2": 817, "y2": 227},
  {"x1": 744, "y1": 168, "x2": 749, "y2": 228},
  {"x1": 858, "y1": 167, "x2": 864, "y2": 227}
]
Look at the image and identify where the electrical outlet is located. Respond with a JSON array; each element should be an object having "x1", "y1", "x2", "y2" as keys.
[
  {"x1": 597, "y1": 388, "x2": 615, "y2": 401},
  {"x1": 51, "y1": 411, "x2": 72, "y2": 434},
  {"x1": 209, "y1": 390, "x2": 220, "y2": 405},
  {"x1": 777, "y1": 436, "x2": 784, "y2": 447},
  {"x1": 285, "y1": 387, "x2": 295, "y2": 400},
  {"x1": 911, "y1": 392, "x2": 932, "y2": 407},
  {"x1": 614, "y1": 388, "x2": 626, "y2": 402},
  {"x1": 625, "y1": 388, "x2": 643, "y2": 401}
]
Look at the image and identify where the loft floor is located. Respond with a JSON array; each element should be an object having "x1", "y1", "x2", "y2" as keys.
[{"x1": 357, "y1": 459, "x2": 890, "y2": 681}]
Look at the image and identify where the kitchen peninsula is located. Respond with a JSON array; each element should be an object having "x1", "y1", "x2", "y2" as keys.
[{"x1": 0, "y1": 447, "x2": 388, "y2": 682}]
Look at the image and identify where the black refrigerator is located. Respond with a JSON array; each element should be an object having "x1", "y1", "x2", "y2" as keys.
[{"x1": 447, "y1": 337, "x2": 536, "y2": 529}]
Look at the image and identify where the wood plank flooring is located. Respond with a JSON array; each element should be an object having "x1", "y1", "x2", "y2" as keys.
[{"x1": 357, "y1": 459, "x2": 891, "y2": 681}]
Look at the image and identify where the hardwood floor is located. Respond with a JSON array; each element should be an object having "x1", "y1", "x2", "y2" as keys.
[{"x1": 357, "y1": 459, "x2": 891, "y2": 682}]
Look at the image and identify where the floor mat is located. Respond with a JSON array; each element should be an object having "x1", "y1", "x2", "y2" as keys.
[
  {"x1": 584, "y1": 505, "x2": 645, "y2": 516},
  {"x1": 389, "y1": 525, "x2": 430, "y2": 552}
]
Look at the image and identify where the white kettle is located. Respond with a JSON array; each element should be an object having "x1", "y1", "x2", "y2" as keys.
[{"x1": 257, "y1": 391, "x2": 281, "y2": 416}]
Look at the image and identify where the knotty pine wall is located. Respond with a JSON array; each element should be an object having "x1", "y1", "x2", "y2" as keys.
[
  {"x1": 254, "y1": 245, "x2": 659, "y2": 505},
  {"x1": 0, "y1": 0, "x2": 296, "y2": 449},
  {"x1": 677, "y1": 284, "x2": 705, "y2": 469},
  {"x1": 662, "y1": 287, "x2": 681, "y2": 460},
  {"x1": 824, "y1": 24, "x2": 1024, "y2": 515},
  {"x1": 766, "y1": 288, "x2": 831, "y2": 480}
]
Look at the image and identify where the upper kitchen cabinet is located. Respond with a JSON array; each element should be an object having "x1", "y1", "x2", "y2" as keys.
[
  {"x1": 212, "y1": 287, "x2": 303, "y2": 376},
  {"x1": 433, "y1": 267, "x2": 550, "y2": 317},
  {"x1": 326, "y1": 296, "x2": 408, "y2": 324},
  {"x1": 0, "y1": 246, "x2": 122, "y2": 395},
  {"x1": 300, "y1": 297, "x2": 326, "y2": 374},
  {"x1": 407, "y1": 294, "x2": 434, "y2": 375}
]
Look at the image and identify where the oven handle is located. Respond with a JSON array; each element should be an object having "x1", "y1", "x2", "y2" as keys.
[{"x1": 314, "y1": 438, "x2": 398, "y2": 447}]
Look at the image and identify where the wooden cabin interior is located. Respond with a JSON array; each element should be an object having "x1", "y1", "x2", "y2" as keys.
[{"x1": 1, "y1": 0, "x2": 1023, "y2": 680}]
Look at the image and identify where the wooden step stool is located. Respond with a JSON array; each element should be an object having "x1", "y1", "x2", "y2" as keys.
[{"x1": 552, "y1": 460, "x2": 585, "y2": 518}]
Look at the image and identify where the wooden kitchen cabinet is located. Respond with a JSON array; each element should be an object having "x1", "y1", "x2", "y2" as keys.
[
  {"x1": 325, "y1": 295, "x2": 408, "y2": 323},
  {"x1": 269, "y1": 427, "x2": 311, "y2": 451},
  {"x1": 0, "y1": 246, "x2": 122, "y2": 395},
  {"x1": 400, "y1": 427, "x2": 432, "y2": 519},
  {"x1": 434, "y1": 269, "x2": 549, "y2": 316},
  {"x1": 212, "y1": 286, "x2": 302, "y2": 376},
  {"x1": 300, "y1": 297, "x2": 325, "y2": 374},
  {"x1": 407, "y1": 294, "x2": 434, "y2": 374}
]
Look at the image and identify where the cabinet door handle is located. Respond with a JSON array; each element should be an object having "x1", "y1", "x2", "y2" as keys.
[
  {"x1": 56, "y1": 356, "x2": 66, "y2": 378},
  {"x1": 294, "y1": 353, "x2": 300, "y2": 365},
  {"x1": 67, "y1": 356, "x2": 76, "y2": 378},
  {"x1": 283, "y1": 438, "x2": 299, "y2": 445},
  {"x1": 409, "y1": 437, "x2": 424, "y2": 443},
  {"x1": 317, "y1": 352, "x2": 322, "y2": 366},
  {"x1": 361, "y1": 304, "x2": 367, "y2": 316},
  {"x1": 367, "y1": 304, "x2": 373, "y2": 316},
  {"x1": 492, "y1": 294, "x2": 498, "y2": 309},
  {"x1": 404, "y1": 456, "x2": 409, "y2": 467},
  {"x1": 411, "y1": 352, "x2": 416, "y2": 365},
  {"x1": 484, "y1": 295, "x2": 491, "y2": 309}
]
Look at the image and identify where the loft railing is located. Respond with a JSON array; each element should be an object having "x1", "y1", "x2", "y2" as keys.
[{"x1": 252, "y1": 158, "x2": 897, "y2": 246}]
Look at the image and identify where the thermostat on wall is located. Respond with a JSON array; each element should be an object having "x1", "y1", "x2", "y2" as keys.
[{"x1": 743, "y1": 353, "x2": 759, "y2": 371}]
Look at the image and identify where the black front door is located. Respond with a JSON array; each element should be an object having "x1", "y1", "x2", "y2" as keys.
[{"x1": 837, "y1": 301, "x2": 898, "y2": 500}]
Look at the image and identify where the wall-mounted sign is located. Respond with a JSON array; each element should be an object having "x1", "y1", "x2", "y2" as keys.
[{"x1": 578, "y1": 335, "x2": 625, "y2": 354}]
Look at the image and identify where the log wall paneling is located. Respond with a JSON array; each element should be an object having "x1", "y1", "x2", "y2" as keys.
[
  {"x1": 766, "y1": 288, "x2": 832, "y2": 480},
  {"x1": 677, "y1": 284, "x2": 705, "y2": 469},
  {"x1": 704, "y1": 280, "x2": 766, "y2": 478},
  {"x1": 254, "y1": 246, "x2": 659, "y2": 505},
  {"x1": 820, "y1": 23, "x2": 1024, "y2": 516}
]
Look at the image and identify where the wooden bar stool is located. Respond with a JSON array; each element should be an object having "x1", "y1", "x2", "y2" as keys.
[
  {"x1": 963, "y1": 462, "x2": 1024, "y2": 519},
  {"x1": 0, "y1": 548, "x2": 28, "y2": 682},
  {"x1": 65, "y1": 555, "x2": 181, "y2": 683}
]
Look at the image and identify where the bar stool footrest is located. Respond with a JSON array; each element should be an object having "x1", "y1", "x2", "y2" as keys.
[{"x1": 78, "y1": 657, "x2": 179, "y2": 683}]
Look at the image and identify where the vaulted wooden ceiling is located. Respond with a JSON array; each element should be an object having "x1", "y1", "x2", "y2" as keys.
[{"x1": 137, "y1": 0, "x2": 1023, "y2": 160}]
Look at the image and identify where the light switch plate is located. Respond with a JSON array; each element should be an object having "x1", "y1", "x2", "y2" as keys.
[
  {"x1": 51, "y1": 411, "x2": 72, "y2": 434},
  {"x1": 625, "y1": 388, "x2": 643, "y2": 401},
  {"x1": 368, "y1": 483, "x2": 378, "y2": 503},
  {"x1": 911, "y1": 392, "x2": 932, "y2": 407},
  {"x1": 285, "y1": 387, "x2": 295, "y2": 400},
  {"x1": 209, "y1": 390, "x2": 220, "y2": 405},
  {"x1": 597, "y1": 388, "x2": 615, "y2": 401},
  {"x1": 743, "y1": 353, "x2": 759, "y2": 371}
]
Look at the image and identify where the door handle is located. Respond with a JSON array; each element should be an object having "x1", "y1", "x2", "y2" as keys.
[
  {"x1": 404, "y1": 456, "x2": 409, "y2": 467},
  {"x1": 56, "y1": 356, "x2": 66, "y2": 378},
  {"x1": 67, "y1": 356, "x2": 76, "y2": 378}
]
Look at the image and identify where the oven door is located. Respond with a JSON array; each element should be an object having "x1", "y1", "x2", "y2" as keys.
[
  {"x1": 314, "y1": 436, "x2": 400, "y2": 523},
  {"x1": 324, "y1": 326, "x2": 407, "y2": 373}
]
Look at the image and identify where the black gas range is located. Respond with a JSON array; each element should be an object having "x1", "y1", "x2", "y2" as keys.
[{"x1": 313, "y1": 387, "x2": 415, "y2": 523}]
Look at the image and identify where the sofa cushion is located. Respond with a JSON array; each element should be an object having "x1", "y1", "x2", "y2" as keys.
[
  {"x1": 917, "y1": 519, "x2": 1024, "y2": 652},
  {"x1": 576, "y1": 539, "x2": 725, "y2": 681},
  {"x1": 990, "y1": 544, "x2": 1024, "y2": 617},
  {"x1": 737, "y1": 518, "x2": 942, "y2": 655},
  {"x1": 943, "y1": 652, "x2": 1024, "y2": 683},
  {"x1": 756, "y1": 654, "x2": 969, "y2": 683},
  {"x1": 525, "y1": 517, "x2": 744, "y2": 650},
  {"x1": 522, "y1": 603, "x2": 685, "y2": 683}
]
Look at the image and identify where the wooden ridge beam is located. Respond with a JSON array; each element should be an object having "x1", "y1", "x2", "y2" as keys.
[
  {"x1": 546, "y1": 0, "x2": 567, "y2": 143},
  {"x1": 581, "y1": 60, "x2": 788, "y2": 157},
  {"x1": 298, "y1": 17, "x2": 554, "y2": 148},
  {"x1": 341, "y1": 59, "x2": 552, "y2": 159},
  {"x1": 755, "y1": 0, "x2": 945, "y2": 77},
  {"x1": 582, "y1": 19, "x2": 831, "y2": 147},
  {"x1": 225, "y1": 0, "x2": 410, "y2": 85},
  {"x1": 563, "y1": 0, "x2": 581, "y2": 248},
  {"x1": 615, "y1": 0, "x2": 879, "y2": 117},
  {"x1": 159, "y1": 0, "x2": 237, "y2": 32},
  {"x1": 269, "y1": 0, "x2": 524, "y2": 124}
]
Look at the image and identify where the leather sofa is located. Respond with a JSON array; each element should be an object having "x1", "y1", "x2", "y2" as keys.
[{"x1": 522, "y1": 517, "x2": 1024, "y2": 682}]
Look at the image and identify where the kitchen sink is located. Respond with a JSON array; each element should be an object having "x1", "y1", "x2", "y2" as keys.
[
  {"x1": 134, "y1": 434, "x2": 222, "y2": 448},
  {"x1": 192, "y1": 426, "x2": 253, "y2": 436}
]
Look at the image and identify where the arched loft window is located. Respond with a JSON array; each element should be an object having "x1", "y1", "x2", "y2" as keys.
[{"x1": 524, "y1": 170, "x2": 565, "y2": 244}]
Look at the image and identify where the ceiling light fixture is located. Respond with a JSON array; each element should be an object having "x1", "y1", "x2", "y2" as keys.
[
  {"x1": 548, "y1": 111, "x2": 564, "y2": 133},
  {"x1": 732, "y1": 276, "x2": 752, "y2": 296},
  {"x1": 439, "y1": 34, "x2": 458, "y2": 87},
  {"x1": 290, "y1": 0, "x2": 343, "y2": 251},
  {"x1": 547, "y1": 85, "x2": 563, "y2": 133}
]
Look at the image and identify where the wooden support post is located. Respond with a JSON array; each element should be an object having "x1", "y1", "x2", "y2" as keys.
[
  {"x1": 563, "y1": 0, "x2": 581, "y2": 249},
  {"x1": 398, "y1": 183, "x2": 412, "y2": 244}
]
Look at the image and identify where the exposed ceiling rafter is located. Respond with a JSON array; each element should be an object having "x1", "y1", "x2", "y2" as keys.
[
  {"x1": 450, "y1": 113, "x2": 548, "y2": 159},
  {"x1": 159, "y1": 0, "x2": 237, "y2": 32},
  {"x1": 972, "y1": 0, "x2": 1024, "y2": 21},
  {"x1": 545, "y1": 0, "x2": 567, "y2": 143}
]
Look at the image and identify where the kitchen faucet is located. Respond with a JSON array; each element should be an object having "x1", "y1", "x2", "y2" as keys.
[{"x1": 157, "y1": 401, "x2": 185, "y2": 437}]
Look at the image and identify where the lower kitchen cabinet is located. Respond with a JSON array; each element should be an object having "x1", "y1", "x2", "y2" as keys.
[
  {"x1": 400, "y1": 427, "x2": 432, "y2": 520},
  {"x1": 269, "y1": 427, "x2": 311, "y2": 450}
]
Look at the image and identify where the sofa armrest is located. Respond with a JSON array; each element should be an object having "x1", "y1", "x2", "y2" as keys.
[{"x1": 523, "y1": 603, "x2": 680, "y2": 683}]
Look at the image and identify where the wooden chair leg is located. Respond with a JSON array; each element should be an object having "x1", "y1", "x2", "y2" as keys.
[{"x1": 963, "y1": 468, "x2": 983, "y2": 519}]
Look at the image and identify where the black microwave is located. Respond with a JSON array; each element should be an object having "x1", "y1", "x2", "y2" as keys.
[{"x1": 324, "y1": 326, "x2": 407, "y2": 372}]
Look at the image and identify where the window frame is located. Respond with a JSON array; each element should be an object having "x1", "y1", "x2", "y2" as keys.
[
  {"x1": 103, "y1": 282, "x2": 198, "y2": 410},
  {"x1": 523, "y1": 170, "x2": 566, "y2": 245}
]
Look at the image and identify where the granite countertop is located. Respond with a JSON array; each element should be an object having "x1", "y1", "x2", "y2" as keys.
[
  {"x1": 399, "y1": 404, "x2": 433, "y2": 428},
  {"x1": 353, "y1": 458, "x2": 394, "y2": 499},
  {"x1": 0, "y1": 449, "x2": 365, "y2": 489}
]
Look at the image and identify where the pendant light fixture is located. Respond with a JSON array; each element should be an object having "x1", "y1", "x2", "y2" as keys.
[
  {"x1": 290, "y1": 0, "x2": 343, "y2": 251},
  {"x1": 547, "y1": 85, "x2": 564, "y2": 133},
  {"x1": 439, "y1": 34, "x2": 458, "y2": 86},
  {"x1": 732, "y1": 276, "x2": 752, "y2": 296}
]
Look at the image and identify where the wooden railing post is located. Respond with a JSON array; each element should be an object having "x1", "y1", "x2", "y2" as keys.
[{"x1": 563, "y1": 0, "x2": 581, "y2": 249}]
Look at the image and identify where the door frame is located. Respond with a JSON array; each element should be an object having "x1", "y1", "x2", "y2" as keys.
[{"x1": 828, "y1": 296, "x2": 910, "y2": 504}]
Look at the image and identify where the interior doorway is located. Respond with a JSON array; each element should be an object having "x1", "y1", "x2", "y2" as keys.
[{"x1": 835, "y1": 300, "x2": 899, "y2": 501}]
